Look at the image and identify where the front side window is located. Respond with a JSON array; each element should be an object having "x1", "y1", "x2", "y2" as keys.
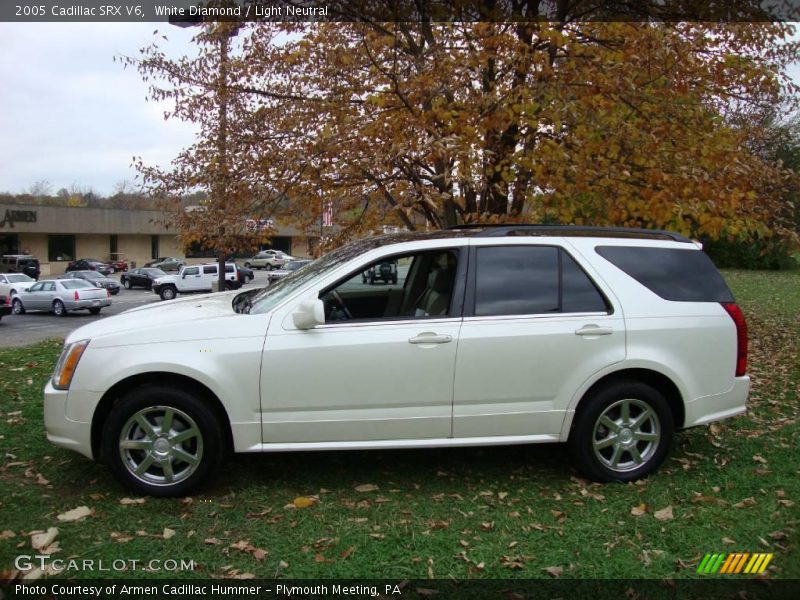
[
  {"x1": 184, "y1": 267, "x2": 199, "y2": 276},
  {"x1": 321, "y1": 249, "x2": 460, "y2": 323},
  {"x1": 29, "y1": 282, "x2": 43, "y2": 292},
  {"x1": 473, "y1": 246, "x2": 608, "y2": 317}
]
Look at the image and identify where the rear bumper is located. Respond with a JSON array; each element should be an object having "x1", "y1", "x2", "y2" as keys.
[
  {"x1": 683, "y1": 376, "x2": 750, "y2": 428},
  {"x1": 0, "y1": 305, "x2": 11, "y2": 317},
  {"x1": 67, "y1": 298, "x2": 112, "y2": 311}
]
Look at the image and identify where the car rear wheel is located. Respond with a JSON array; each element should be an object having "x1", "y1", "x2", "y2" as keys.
[
  {"x1": 89, "y1": 307, "x2": 101, "y2": 315},
  {"x1": 244, "y1": 262, "x2": 251, "y2": 268},
  {"x1": 12, "y1": 299, "x2": 24, "y2": 315},
  {"x1": 160, "y1": 286, "x2": 176, "y2": 301},
  {"x1": 52, "y1": 300, "x2": 67, "y2": 317},
  {"x1": 102, "y1": 386, "x2": 225, "y2": 496},
  {"x1": 569, "y1": 381, "x2": 673, "y2": 482}
]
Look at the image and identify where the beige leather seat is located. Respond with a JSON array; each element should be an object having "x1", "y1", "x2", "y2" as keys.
[{"x1": 415, "y1": 267, "x2": 454, "y2": 316}]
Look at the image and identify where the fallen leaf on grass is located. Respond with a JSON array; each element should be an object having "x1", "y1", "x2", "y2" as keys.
[
  {"x1": 162, "y1": 528, "x2": 176, "y2": 540},
  {"x1": 722, "y1": 537, "x2": 736, "y2": 545},
  {"x1": 630, "y1": 503, "x2": 647, "y2": 516},
  {"x1": 544, "y1": 566, "x2": 563, "y2": 578},
  {"x1": 752, "y1": 454, "x2": 768, "y2": 464},
  {"x1": 354, "y1": 484, "x2": 379, "y2": 493},
  {"x1": 110, "y1": 532, "x2": 133, "y2": 543},
  {"x1": 293, "y1": 496, "x2": 316, "y2": 509},
  {"x1": 733, "y1": 497, "x2": 757, "y2": 509},
  {"x1": 120, "y1": 497, "x2": 146, "y2": 505},
  {"x1": 204, "y1": 538, "x2": 222, "y2": 545},
  {"x1": 1, "y1": 530, "x2": 16, "y2": 540},
  {"x1": 31, "y1": 528, "x2": 58, "y2": 551},
  {"x1": 654, "y1": 506, "x2": 674, "y2": 521},
  {"x1": 230, "y1": 540, "x2": 267, "y2": 561},
  {"x1": 56, "y1": 506, "x2": 93, "y2": 522}
]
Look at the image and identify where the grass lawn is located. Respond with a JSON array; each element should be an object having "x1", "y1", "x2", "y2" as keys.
[{"x1": 0, "y1": 270, "x2": 797, "y2": 581}]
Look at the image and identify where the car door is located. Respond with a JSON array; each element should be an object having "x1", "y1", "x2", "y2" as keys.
[
  {"x1": 30, "y1": 281, "x2": 56, "y2": 310},
  {"x1": 259, "y1": 246, "x2": 467, "y2": 444},
  {"x1": 23, "y1": 281, "x2": 45, "y2": 310},
  {"x1": 180, "y1": 266, "x2": 203, "y2": 291},
  {"x1": 453, "y1": 242, "x2": 626, "y2": 439}
]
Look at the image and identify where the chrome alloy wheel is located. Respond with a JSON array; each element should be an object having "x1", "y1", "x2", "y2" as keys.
[
  {"x1": 592, "y1": 398, "x2": 660, "y2": 473},
  {"x1": 119, "y1": 406, "x2": 203, "y2": 486}
]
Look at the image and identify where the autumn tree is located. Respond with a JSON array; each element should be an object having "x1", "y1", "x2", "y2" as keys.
[{"x1": 132, "y1": 0, "x2": 799, "y2": 252}]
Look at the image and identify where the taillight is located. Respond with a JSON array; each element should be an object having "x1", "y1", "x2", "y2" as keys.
[
  {"x1": 74, "y1": 290, "x2": 79, "y2": 301},
  {"x1": 721, "y1": 302, "x2": 748, "y2": 377}
]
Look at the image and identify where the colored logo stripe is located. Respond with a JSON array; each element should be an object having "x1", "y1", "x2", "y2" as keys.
[{"x1": 697, "y1": 553, "x2": 773, "y2": 574}]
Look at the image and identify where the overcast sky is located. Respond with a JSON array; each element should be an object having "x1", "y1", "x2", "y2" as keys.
[{"x1": 1, "y1": 23, "x2": 798, "y2": 197}]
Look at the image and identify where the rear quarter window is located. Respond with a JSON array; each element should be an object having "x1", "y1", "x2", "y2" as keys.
[{"x1": 596, "y1": 246, "x2": 734, "y2": 302}]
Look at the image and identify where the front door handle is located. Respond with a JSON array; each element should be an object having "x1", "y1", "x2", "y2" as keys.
[
  {"x1": 575, "y1": 325, "x2": 613, "y2": 336},
  {"x1": 409, "y1": 333, "x2": 453, "y2": 345}
]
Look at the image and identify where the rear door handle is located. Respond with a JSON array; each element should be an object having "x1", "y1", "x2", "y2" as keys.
[
  {"x1": 409, "y1": 333, "x2": 453, "y2": 345},
  {"x1": 575, "y1": 325, "x2": 613, "y2": 336}
]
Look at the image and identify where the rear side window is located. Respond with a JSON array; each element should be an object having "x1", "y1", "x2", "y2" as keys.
[
  {"x1": 473, "y1": 246, "x2": 608, "y2": 317},
  {"x1": 596, "y1": 246, "x2": 734, "y2": 302},
  {"x1": 203, "y1": 266, "x2": 216, "y2": 275}
]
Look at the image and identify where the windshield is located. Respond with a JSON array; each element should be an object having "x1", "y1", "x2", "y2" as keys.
[
  {"x1": 143, "y1": 268, "x2": 166, "y2": 277},
  {"x1": 60, "y1": 280, "x2": 93, "y2": 289},
  {"x1": 7, "y1": 274, "x2": 33, "y2": 283}
]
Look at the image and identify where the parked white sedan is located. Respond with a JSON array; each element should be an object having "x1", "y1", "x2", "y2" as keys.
[
  {"x1": 0, "y1": 273, "x2": 36, "y2": 296},
  {"x1": 12, "y1": 279, "x2": 111, "y2": 316}
]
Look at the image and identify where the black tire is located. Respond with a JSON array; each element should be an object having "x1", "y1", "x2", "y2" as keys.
[
  {"x1": 102, "y1": 385, "x2": 225, "y2": 497},
  {"x1": 244, "y1": 262, "x2": 251, "y2": 268},
  {"x1": 160, "y1": 286, "x2": 177, "y2": 301},
  {"x1": 568, "y1": 381, "x2": 673, "y2": 483},
  {"x1": 123, "y1": 279, "x2": 132, "y2": 289},
  {"x1": 52, "y1": 300, "x2": 67, "y2": 317},
  {"x1": 12, "y1": 298, "x2": 25, "y2": 315},
  {"x1": 89, "y1": 307, "x2": 101, "y2": 315}
]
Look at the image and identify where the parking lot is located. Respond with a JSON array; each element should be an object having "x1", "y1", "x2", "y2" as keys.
[{"x1": 0, "y1": 268, "x2": 271, "y2": 348}]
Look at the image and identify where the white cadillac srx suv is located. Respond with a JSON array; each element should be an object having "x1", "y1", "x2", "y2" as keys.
[{"x1": 44, "y1": 225, "x2": 749, "y2": 495}]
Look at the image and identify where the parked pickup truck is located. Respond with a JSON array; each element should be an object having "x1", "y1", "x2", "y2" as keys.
[{"x1": 152, "y1": 263, "x2": 241, "y2": 301}]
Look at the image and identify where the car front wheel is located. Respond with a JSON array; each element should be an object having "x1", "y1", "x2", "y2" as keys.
[
  {"x1": 160, "y1": 286, "x2": 176, "y2": 301},
  {"x1": 123, "y1": 279, "x2": 132, "y2": 289},
  {"x1": 569, "y1": 381, "x2": 673, "y2": 483},
  {"x1": 102, "y1": 386, "x2": 225, "y2": 496}
]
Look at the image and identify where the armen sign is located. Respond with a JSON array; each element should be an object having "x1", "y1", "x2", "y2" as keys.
[{"x1": 0, "y1": 209, "x2": 37, "y2": 228}]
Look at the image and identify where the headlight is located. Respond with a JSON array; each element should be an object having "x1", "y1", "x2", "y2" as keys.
[{"x1": 52, "y1": 340, "x2": 89, "y2": 390}]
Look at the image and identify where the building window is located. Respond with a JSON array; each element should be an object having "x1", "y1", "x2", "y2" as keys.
[
  {"x1": 48, "y1": 235, "x2": 75, "y2": 262},
  {"x1": 110, "y1": 234, "x2": 118, "y2": 256},
  {"x1": 151, "y1": 235, "x2": 159, "y2": 260},
  {"x1": 0, "y1": 234, "x2": 19, "y2": 256}
]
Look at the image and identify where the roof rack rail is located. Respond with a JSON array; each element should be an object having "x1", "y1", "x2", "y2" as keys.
[{"x1": 446, "y1": 224, "x2": 693, "y2": 243}]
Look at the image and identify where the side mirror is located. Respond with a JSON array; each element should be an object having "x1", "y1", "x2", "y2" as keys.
[{"x1": 292, "y1": 298, "x2": 325, "y2": 330}]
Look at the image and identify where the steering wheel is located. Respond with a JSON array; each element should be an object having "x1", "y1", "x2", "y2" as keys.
[{"x1": 330, "y1": 290, "x2": 353, "y2": 320}]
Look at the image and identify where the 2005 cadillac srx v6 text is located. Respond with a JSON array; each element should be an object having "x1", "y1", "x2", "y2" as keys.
[{"x1": 44, "y1": 225, "x2": 749, "y2": 495}]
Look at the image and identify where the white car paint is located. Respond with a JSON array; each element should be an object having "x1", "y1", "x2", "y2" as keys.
[{"x1": 44, "y1": 231, "x2": 749, "y2": 485}]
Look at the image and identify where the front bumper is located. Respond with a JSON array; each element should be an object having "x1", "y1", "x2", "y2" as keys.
[
  {"x1": 43, "y1": 381, "x2": 94, "y2": 459},
  {"x1": 683, "y1": 376, "x2": 750, "y2": 428}
]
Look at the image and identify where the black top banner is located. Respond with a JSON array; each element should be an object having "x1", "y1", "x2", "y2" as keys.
[{"x1": 2, "y1": 0, "x2": 800, "y2": 23}]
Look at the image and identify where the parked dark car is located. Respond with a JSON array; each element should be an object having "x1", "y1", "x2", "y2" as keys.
[
  {"x1": 120, "y1": 267, "x2": 167, "y2": 290},
  {"x1": 236, "y1": 264, "x2": 254, "y2": 284},
  {"x1": 362, "y1": 258, "x2": 398, "y2": 284},
  {"x1": 66, "y1": 259, "x2": 114, "y2": 276},
  {"x1": 144, "y1": 257, "x2": 185, "y2": 272},
  {"x1": 0, "y1": 292, "x2": 11, "y2": 321},
  {"x1": 1, "y1": 254, "x2": 41, "y2": 280},
  {"x1": 60, "y1": 270, "x2": 120, "y2": 295}
]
